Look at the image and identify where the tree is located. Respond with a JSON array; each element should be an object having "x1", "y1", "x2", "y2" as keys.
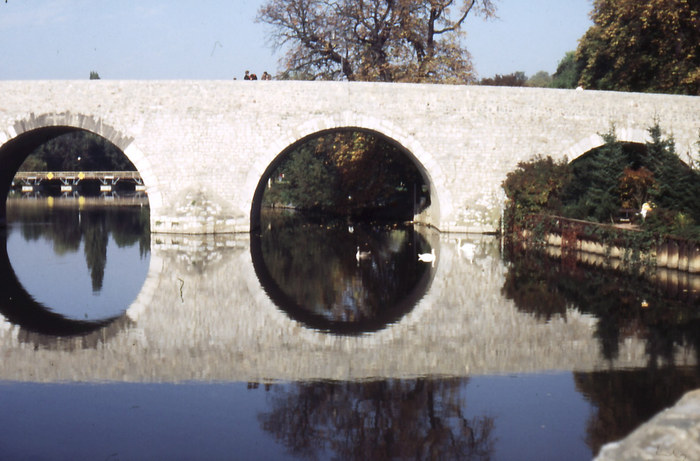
[
  {"x1": 550, "y1": 51, "x2": 581, "y2": 89},
  {"x1": 576, "y1": 0, "x2": 700, "y2": 95},
  {"x1": 618, "y1": 166, "x2": 655, "y2": 210},
  {"x1": 258, "y1": 0, "x2": 496, "y2": 83},
  {"x1": 561, "y1": 126, "x2": 629, "y2": 222},
  {"x1": 502, "y1": 155, "x2": 572, "y2": 225},
  {"x1": 526, "y1": 70, "x2": 552, "y2": 88},
  {"x1": 19, "y1": 131, "x2": 135, "y2": 171},
  {"x1": 89, "y1": 71, "x2": 101, "y2": 80},
  {"x1": 264, "y1": 131, "x2": 428, "y2": 218},
  {"x1": 643, "y1": 122, "x2": 700, "y2": 222},
  {"x1": 479, "y1": 71, "x2": 527, "y2": 87}
]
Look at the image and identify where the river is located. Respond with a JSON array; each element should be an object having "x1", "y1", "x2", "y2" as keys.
[{"x1": 0, "y1": 197, "x2": 698, "y2": 460}]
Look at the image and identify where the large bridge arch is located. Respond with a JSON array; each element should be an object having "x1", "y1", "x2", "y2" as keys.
[
  {"x1": 0, "y1": 112, "x2": 163, "y2": 226},
  {"x1": 245, "y1": 114, "x2": 454, "y2": 231}
]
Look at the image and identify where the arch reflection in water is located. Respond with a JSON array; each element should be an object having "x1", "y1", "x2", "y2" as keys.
[
  {"x1": 1, "y1": 198, "x2": 150, "y2": 337},
  {"x1": 252, "y1": 211, "x2": 437, "y2": 335}
]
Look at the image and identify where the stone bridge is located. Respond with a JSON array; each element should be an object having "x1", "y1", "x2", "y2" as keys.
[{"x1": 1, "y1": 81, "x2": 698, "y2": 234}]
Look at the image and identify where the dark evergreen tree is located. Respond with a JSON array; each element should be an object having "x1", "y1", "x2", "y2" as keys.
[{"x1": 563, "y1": 128, "x2": 627, "y2": 222}]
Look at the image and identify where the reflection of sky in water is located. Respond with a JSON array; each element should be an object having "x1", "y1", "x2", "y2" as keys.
[
  {"x1": 467, "y1": 373, "x2": 591, "y2": 461},
  {"x1": 6, "y1": 229, "x2": 149, "y2": 321}
]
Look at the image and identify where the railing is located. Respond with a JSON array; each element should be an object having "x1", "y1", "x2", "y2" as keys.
[
  {"x1": 13, "y1": 171, "x2": 142, "y2": 182},
  {"x1": 520, "y1": 214, "x2": 700, "y2": 273}
]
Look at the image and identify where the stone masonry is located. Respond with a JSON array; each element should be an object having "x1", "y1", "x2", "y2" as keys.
[{"x1": 1, "y1": 81, "x2": 698, "y2": 234}]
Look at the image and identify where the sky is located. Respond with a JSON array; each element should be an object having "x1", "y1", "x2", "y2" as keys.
[{"x1": 0, "y1": 0, "x2": 593, "y2": 81}]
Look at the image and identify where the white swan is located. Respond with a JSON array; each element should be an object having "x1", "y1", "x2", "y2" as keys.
[
  {"x1": 418, "y1": 248, "x2": 436, "y2": 266},
  {"x1": 457, "y1": 238, "x2": 476, "y2": 262},
  {"x1": 356, "y1": 246, "x2": 371, "y2": 262}
]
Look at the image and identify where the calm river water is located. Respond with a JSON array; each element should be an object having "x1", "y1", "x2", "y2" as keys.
[{"x1": 1, "y1": 198, "x2": 698, "y2": 460}]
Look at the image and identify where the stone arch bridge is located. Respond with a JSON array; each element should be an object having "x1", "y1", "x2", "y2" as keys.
[{"x1": 1, "y1": 81, "x2": 698, "y2": 234}]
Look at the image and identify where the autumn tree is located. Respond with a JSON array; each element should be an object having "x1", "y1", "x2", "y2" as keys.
[
  {"x1": 258, "y1": 0, "x2": 496, "y2": 83},
  {"x1": 576, "y1": 0, "x2": 700, "y2": 95},
  {"x1": 501, "y1": 155, "x2": 572, "y2": 225},
  {"x1": 618, "y1": 166, "x2": 655, "y2": 210},
  {"x1": 263, "y1": 131, "x2": 428, "y2": 218}
]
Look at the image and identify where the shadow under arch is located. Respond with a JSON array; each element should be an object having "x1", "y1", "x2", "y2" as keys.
[
  {"x1": 0, "y1": 113, "x2": 161, "y2": 227},
  {"x1": 249, "y1": 126, "x2": 443, "y2": 233},
  {"x1": 249, "y1": 222, "x2": 438, "y2": 336},
  {"x1": 0, "y1": 228, "x2": 128, "y2": 337}
]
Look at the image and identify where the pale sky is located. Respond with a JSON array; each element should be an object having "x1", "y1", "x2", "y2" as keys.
[{"x1": 0, "y1": 0, "x2": 593, "y2": 81}]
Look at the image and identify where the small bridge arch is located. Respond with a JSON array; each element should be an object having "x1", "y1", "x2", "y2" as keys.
[{"x1": 0, "y1": 112, "x2": 163, "y2": 224}]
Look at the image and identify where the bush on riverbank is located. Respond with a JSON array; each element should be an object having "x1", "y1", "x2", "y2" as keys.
[{"x1": 502, "y1": 122, "x2": 700, "y2": 242}]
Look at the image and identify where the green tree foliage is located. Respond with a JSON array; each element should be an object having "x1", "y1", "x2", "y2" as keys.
[
  {"x1": 18, "y1": 131, "x2": 135, "y2": 171},
  {"x1": 576, "y1": 0, "x2": 700, "y2": 95},
  {"x1": 526, "y1": 71, "x2": 552, "y2": 88},
  {"x1": 563, "y1": 128, "x2": 628, "y2": 222},
  {"x1": 502, "y1": 155, "x2": 572, "y2": 225},
  {"x1": 264, "y1": 131, "x2": 427, "y2": 218},
  {"x1": 89, "y1": 71, "x2": 101, "y2": 80},
  {"x1": 269, "y1": 142, "x2": 338, "y2": 210},
  {"x1": 479, "y1": 71, "x2": 527, "y2": 87},
  {"x1": 258, "y1": 0, "x2": 496, "y2": 83},
  {"x1": 550, "y1": 51, "x2": 581, "y2": 89}
]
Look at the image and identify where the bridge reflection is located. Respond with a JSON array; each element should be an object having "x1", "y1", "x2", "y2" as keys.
[
  {"x1": 251, "y1": 215, "x2": 436, "y2": 335},
  {"x1": 0, "y1": 228, "x2": 131, "y2": 340},
  {"x1": 0, "y1": 228, "x2": 696, "y2": 383}
]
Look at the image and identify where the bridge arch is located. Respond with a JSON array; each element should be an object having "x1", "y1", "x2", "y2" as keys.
[
  {"x1": 563, "y1": 127, "x2": 652, "y2": 162},
  {"x1": 246, "y1": 115, "x2": 453, "y2": 231},
  {"x1": 0, "y1": 112, "x2": 163, "y2": 225}
]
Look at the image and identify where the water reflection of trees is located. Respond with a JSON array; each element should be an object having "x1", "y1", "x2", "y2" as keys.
[
  {"x1": 502, "y1": 248, "x2": 700, "y2": 364},
  {"x1": 253, "y1": 211, "x2": 434, "y2": 334},
  {"x1": 259, "y1": 378, "x2": 494, "y2": 460},
  {"x1": 9, "y1": 202, "x2": 150, "y2": 291},
  {"x1": 0, "y1": 232, "x2": 133, "y2": 338}
]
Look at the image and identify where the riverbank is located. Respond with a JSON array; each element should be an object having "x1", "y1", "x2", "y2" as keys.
[{"x1": 517, "y1": 215, "x2": 700, "y2": 274}]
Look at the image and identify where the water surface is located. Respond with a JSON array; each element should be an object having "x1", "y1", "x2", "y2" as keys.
[{"x1": 1, "y1": 199, "x2": 698, "y2": 460}]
